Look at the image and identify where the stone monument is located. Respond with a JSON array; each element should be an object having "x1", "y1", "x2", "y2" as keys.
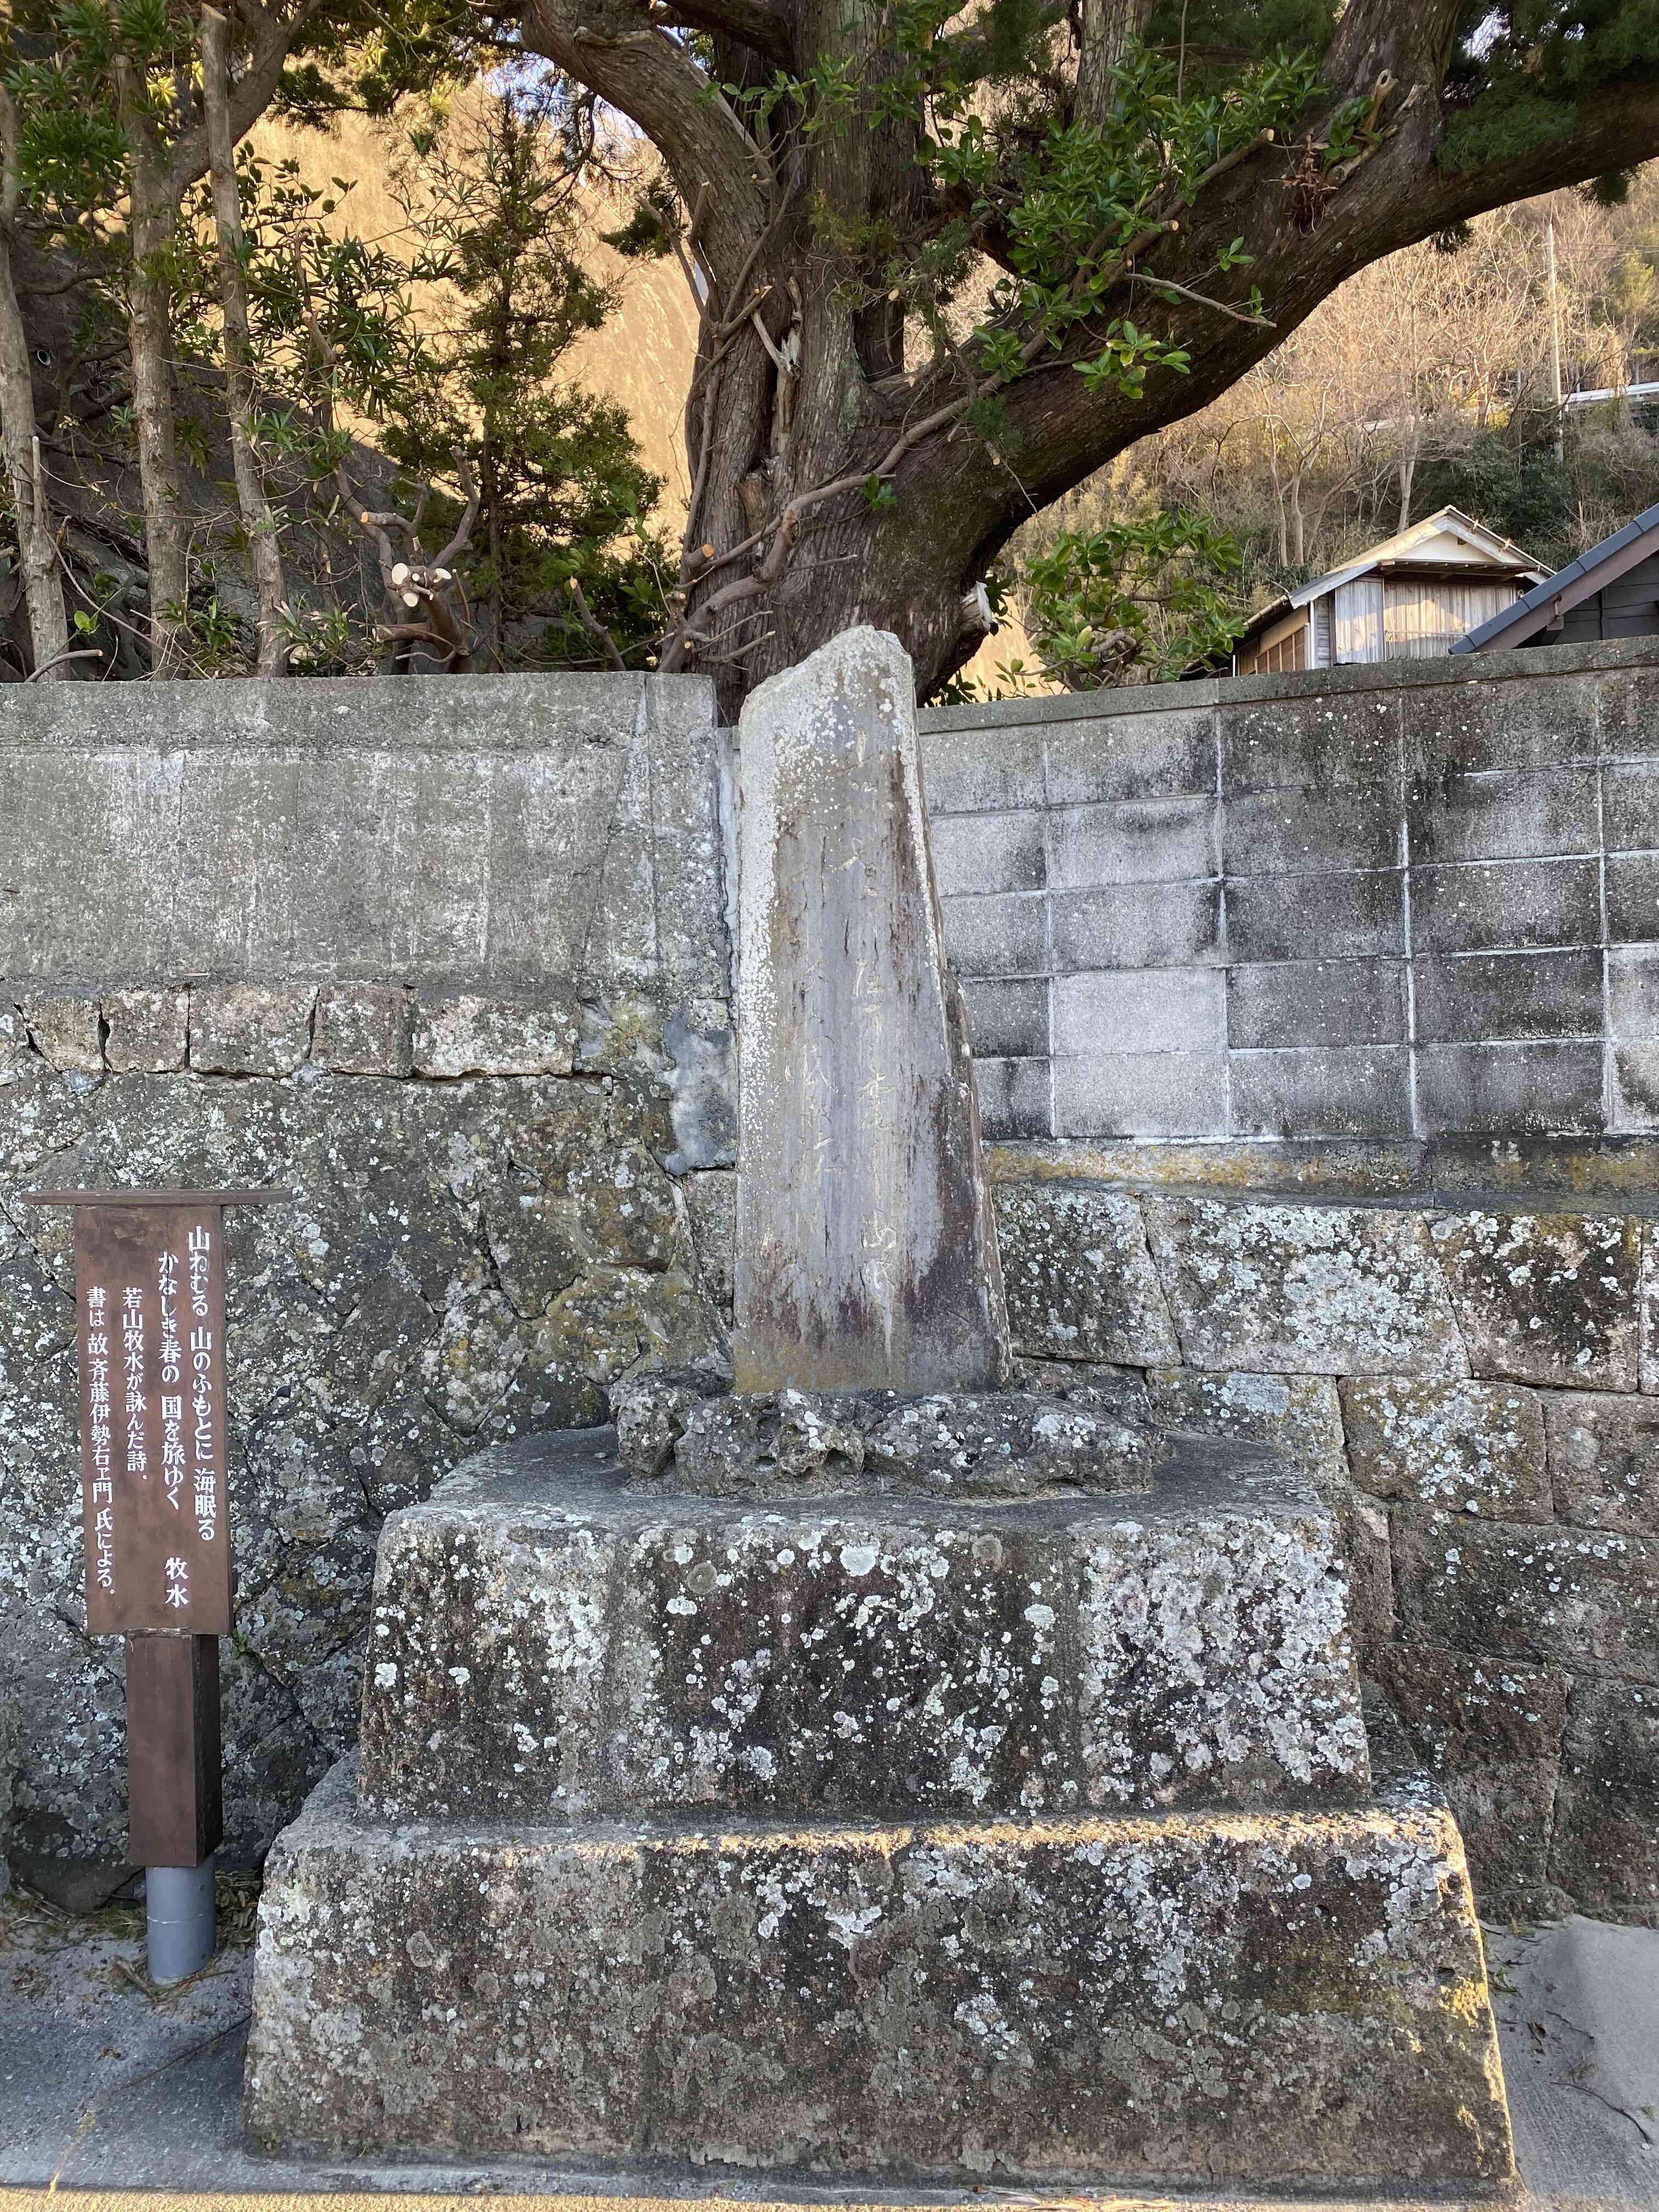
[
  {"x1": 244, "y1": 630, "x2": 1513, "y2": 2189},
  {"x1": 731, "y1": 626, "x2": 1008, "y2": 1393}
]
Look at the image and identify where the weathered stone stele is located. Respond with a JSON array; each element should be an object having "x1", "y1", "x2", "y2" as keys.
[
  {"x1": 244, "y1": 636, "x2": 1513, "y2": 2191},
  {"x1": 732, "y1": 627, "x2": 1010, "y2": 1393}
]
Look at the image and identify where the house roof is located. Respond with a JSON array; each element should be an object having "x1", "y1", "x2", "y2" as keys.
[
  {"x1": 1451, "y1": 497, "x2": 1659, "y2": 653},
  {"x1": 1231, "y1": 507, "x2": 1543, "y2": 653}
]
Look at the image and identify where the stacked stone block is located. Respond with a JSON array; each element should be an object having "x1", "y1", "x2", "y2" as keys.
[
  {"x1": 986, "y1": 1176, "x2": 1659, "y2": 1926},
  {"x1": 244, "y1": 1426, "x2": 1511, "y2": 2186},
  {"x1": 921, "y1": 642, "x2": 1659, "y2": 1144},
  {"x1": 0, "y1": 669, "x2": 735, "y2": 1886}
]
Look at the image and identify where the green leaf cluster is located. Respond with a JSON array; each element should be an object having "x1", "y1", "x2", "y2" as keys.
[
  {"x1": 789, "y1": 32, "x2": 1322, "y2": 432},
  {"x1": 1019, "y1": 509, "x2": 1245, "y2": 688},
  {"x1": 379, "y1": 78, "x2": 670, "y2": 669}
]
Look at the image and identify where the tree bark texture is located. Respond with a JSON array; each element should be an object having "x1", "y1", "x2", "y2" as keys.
[
  {"x1": 202, "y1": 5, "x2": 287, "y2": 676},
  {"x1": 0, "y1": 260, "x2": 68, "y2": 678},
  {"x1": 1074, "y1": 0, "x2": 1154, "y2": 125},
  {"x1": 115, "y1": 50, "x2": 189, "y2": 678},
  {"x1": 518, "y1": 0, "x2": 1659, "y2": 712},
  {"x1": 0, "y1": 89, "x2": 69, "y2": 679},
  {"x1": 110, "y1": 0, "x2": 306, "y2": 678}
]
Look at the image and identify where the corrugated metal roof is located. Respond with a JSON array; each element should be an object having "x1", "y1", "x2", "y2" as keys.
[
  {"x1": 1231, "y1": 507, "x2": 1542, "y2": 654},
  {"x1": 1452, "y1": 498, "x2": 1659, "y2": 653}
]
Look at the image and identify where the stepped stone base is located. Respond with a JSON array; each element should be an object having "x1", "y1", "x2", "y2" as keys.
[
  {"x1": 355, "y1": 1427, "x2": 1367, "y2": 1820},
  {"x1": 244, "y1": 1759, "x2": 1510, "y2": 2188},
  {"x1": 246, "y1": 1425, "x2": 1511, "y2": 2188}
]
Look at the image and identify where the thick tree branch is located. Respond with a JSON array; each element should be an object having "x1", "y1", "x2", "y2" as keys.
[
  {"x1": 518, "y1": 0, "x2": 770, "y2": 291},
  {"x1": 1316, "y1": 0, "x2": 1463, "y2": 110},
  {"x1": 520, "y1": 0, "x2": 1659, "y2": 709},
  {"x1": 1411, "y1": 83, "x2": 1659, "y2": 235},
  {"x1": 653, "y1": 0, "x2": 792, "y2": 69},
  {"x1": 203, "y1": 1, "x2": 287, "y2": 675},
  {"x1": 973, "y1": 58, "x2": 1659, "y2": 589},
  {"x1": 0, "y1": 85, "x2": 70, "y2": 678}
]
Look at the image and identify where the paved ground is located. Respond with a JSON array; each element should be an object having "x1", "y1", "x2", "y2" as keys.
[{"x1": 0, "y1": 1886, "x2": 1654, "y2": 2210}]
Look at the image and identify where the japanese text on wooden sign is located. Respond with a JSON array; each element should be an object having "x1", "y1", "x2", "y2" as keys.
[{"x1": 75, "y1": 1204, "x2": 232, "y2": 1636}]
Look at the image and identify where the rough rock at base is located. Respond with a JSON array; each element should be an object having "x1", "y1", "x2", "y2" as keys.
[
  {"x1": 244, "y1": 1759, "x2": 1512, "y2": 2190},
  {"x1": 608, "y1": 1366, "x2": 729, "y2": 1478},
  {"x1": 611, "y1": 1378, "x2": 1153, "y2": 1498}
]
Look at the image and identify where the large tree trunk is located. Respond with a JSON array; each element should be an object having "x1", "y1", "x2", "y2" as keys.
[
  {"x1": 202, "y1": 5, "x2": 287, "y2": 676},
  {"x1": 115, "y1": 52, "x2": 189, "y2": 678},
  {"x1": 0, "y1": 89, "x2": 70, "y2": 679},
  {"x1": 1074, "y1": 0, "x2": 1153, "y2": 124},
  {"x1": 521, "y1": 0, "x2": 1659, "y2": 713}
]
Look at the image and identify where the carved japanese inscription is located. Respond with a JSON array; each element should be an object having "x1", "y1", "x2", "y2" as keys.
[{"x1": 74, "y1": 1203, "x2": 232, "y2": 1636}]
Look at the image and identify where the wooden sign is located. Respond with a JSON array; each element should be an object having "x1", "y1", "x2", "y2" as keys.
[
  {"x1": 22, "y1": 1185, "x2": 286, "y2": 1880},
  {"x1": 73, "y1": 1201, "x2": 233, "y2": 1634}
]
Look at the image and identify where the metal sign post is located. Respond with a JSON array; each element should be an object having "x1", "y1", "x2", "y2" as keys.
[{"x1": 24, "y1": 1187, "x2": 286, "y2": 1982}]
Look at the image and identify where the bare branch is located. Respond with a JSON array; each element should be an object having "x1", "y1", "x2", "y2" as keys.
[
  {"x1": 1129, "y1": 270, "x2": 1275, "y2": 328},
  {"x1": 433, "y1": 452, "x2": 479, "y2": 569},
  {"x1": 681, "y1": 357, "x2": 723, "y2": 576},
  {"x1": 25, "y1": 646, "x2": 104, "y2": 680},
  {"x1": 567, "y1": 575, "x2": 625, "y2": 669}
]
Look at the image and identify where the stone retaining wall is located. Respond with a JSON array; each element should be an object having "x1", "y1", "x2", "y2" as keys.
[
  {"x1": 0, "y1": 673, "x2": 738, "y2": 1880},
  {"x1": 1, "y1": 652, "x2": 1656, "y2": 1925},
  {"x1": 986, "y1": 1171, "x2": 1659, "y2": 1925}
]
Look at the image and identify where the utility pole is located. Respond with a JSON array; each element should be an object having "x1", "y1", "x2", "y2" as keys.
[{"x1": 1547, "y1": 216, "x2": 1565, "y2": 464}]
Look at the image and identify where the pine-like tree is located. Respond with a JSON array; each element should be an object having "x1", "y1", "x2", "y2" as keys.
[{"x1": 381, "y1": 78, "x2": 668, "y2": 672}]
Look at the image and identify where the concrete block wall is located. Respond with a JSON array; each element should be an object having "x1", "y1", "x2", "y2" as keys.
[{"x1": 919, "y1": 638, "x2": 1659, "y2": 1146}]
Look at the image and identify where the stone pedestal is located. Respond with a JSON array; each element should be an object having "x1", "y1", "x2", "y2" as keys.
[
  {"x1": 244, "y1": 628, "x2": 1510, "y2": 2188},
  {"x1": 245, "y1": 1426, "x2": 1513, "y2": 2189}
]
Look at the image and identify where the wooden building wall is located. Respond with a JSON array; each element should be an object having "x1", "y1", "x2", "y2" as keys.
[{"x1": 1554, "y1": 549, "x2": 1659, "y2": 644}]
